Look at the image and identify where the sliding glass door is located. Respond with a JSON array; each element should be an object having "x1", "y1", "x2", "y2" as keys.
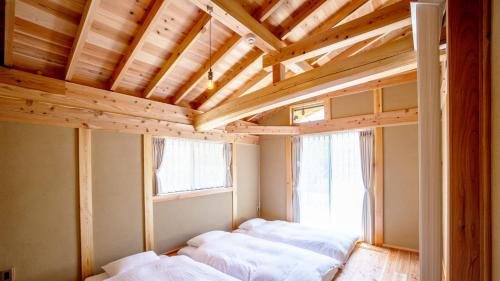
[{"x1": 297, "y1": 131, "x2": 366, "y2": 236}]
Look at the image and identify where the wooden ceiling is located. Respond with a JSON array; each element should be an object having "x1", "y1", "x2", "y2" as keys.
[{"x1": 5, "y1": 0, "x2": 410, "y2": 121}]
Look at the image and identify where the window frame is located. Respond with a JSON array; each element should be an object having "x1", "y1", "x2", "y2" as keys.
[{"x1": 289, "y1": 99, "x2": 331, "y2": 125}]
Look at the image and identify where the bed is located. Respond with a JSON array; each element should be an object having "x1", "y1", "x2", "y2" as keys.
[
  {"x1": 178, "y1": 231, "x2": 340, "y2": 281},
  {"x1": 84, "y1": 252, "x2": 238, "y2": 281},
  {"x1": 234, "y1": 218, "x2": 359, "y2": 265}
]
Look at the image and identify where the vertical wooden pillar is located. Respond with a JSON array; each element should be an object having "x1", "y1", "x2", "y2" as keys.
[
  {"x1": 272, "y1": 63, "x2": 285, "y2": 83},
  {"x1": 412, "y1": 2, "x2": 443, "y2": 280},
  {"x1": 448, "y1": 0, "x2": 491, "y2": 280},
  {"x1": 232, "y1": 144, "x2": 238, "y2": 229},
  {"x1": 3, "y1": 0, "x2": 14, "y2": 66},
  {"x1": 285, "y1": 137, "x2": 293, "y2": 221},
  {"x1": 142, "y1": 134, "x2": 154, "y2": 251},
  {"x1": 373, "y1": 88, "x2": 384, "y2": 246},
  {"x1": 78, "y1": 128, "x2": 94, "y2": 279}
]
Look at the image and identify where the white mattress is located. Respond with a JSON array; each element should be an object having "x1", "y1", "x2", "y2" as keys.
[
  {"x1": 179, "y1": 231, "x2": 340, "y2": 281},
  {"x1": 236, "y1": 219, "x2": 359, "y2": 265},
  {"x1": 84, "y1": 255, "x2": 238, "y2": 281}
]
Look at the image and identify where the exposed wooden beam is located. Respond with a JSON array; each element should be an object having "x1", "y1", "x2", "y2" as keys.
[
  {"x1": 65, "y1": 0, "x2": 100, "y2": 80},
  {"x1": 188, "y1": 0, "x2": 284, "y2": 53},
  {"x1": 195, "y1": 48, "x2": 263, "y2": 111},
  {"x1": 298, "y1": 107, "x2": 418, "y2": 134},
  {"x1": 172, "y1": 34, "x2": 241, "y2": 105},
  {"x1": 262, "y1": 0, "x2": 411, "y2": 68},
  {"x1": 224, "y1": 69, "x2": 271, "y2": 102},
  {"x1": 109, "y1": 0, "x2": 172, "y2": 91},
  {"x1": 276, "y1": 0, "x2": 329, "y2": 40},
  {"x1": 0, "y1": 67, "x2": 198, "y2": 125},
  {"x1": 252, "y1": 0, "x2": 286, "y2": 22},
  {"x1": 272, "y1": 63, "x2": 285, "y2": 83},
  {"x1": 313, "y1": 35, "x2": 380, "y2": 66},
  {"x1": 3, "y1": 0, "x2": 15, "y2": 67},
  {"x1": 144, "y1": 13, "x2": 211, "y2": 99},
  {"x1": 78, "y1": 127, "x2": 94, "y2": 279},
  {"x1": 195, "y1": 36, "x2": 418, "y2": 131},
  {"x1": 310, "y1": 0, "x2": 370, "y2": 34},
  {"x1": 225, "y1": 124, "x2": 300, "y2": 135}
]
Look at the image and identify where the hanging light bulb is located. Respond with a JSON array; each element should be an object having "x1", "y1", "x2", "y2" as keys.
[{"x1": 206, "y1": 5, "x2": 214, "y2": 90}]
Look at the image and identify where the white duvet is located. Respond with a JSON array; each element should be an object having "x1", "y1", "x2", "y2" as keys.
[
  {"x1": 178, "y1": 232, "x2": 340, "y2": 281},
  {"x1": 235, "y1": 219, "x2": 359, "y2": 264},
  {"x1": 105, "y1": 255, "x2": 238, "y2": 281}
]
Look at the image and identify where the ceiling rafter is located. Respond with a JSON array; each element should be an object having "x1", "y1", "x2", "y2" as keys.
[
  {"x1": 252, "y1": 0, "x2": 287, "y2": 22},
  {"x1": 195, "y1": 36, "x2": 419, "y2": 131},
  {"x1": 172, "y1": 34, "x2": 242, "y2": 105},
  {"x1": 65, "y1": 0, "x2": 100, "y2": 81},
  {"x1": 309, "y1": 0, "x2": 370, "y2": 34},
  {"x1": 313, "y1": 35, "x2": 380, "y2": 66},
  {"x1": 275, "y1": 0, "x2": 329, "y2": 40},
  {"x1": 195, "y1": 49, "x2": 264, "y2": 111},
  {"x1": 262, "y1": 0, "x2": 411, "y2": 68},
  {"x1": 108, "y1": 0, "x2": 172, "y2": 91},
  {"x1": 224, "y1": 69, "x2": 271, "y2": 102},
  {"x1": 143, "y1": 13, "x2": 211, "y2": 99}
]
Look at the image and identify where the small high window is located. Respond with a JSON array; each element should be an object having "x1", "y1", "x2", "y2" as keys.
[{"x1": 291, "y1": 104, "x2": 325, "y2": 124}]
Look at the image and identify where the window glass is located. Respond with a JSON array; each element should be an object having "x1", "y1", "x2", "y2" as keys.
[{"x1": 292, "y1": 104, "x2": 325, "y2": 124}]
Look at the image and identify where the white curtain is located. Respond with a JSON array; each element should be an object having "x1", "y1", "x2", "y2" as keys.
[
  {"x1": 291, "y1": 136, "x2": 302, "y2": 222},
  {"x1": 297, "y1": 131, "x2": 365, "y2": 236},
  {"x1": 359, "y1": 130, "x2": 374, "y2": 244},
  {"x1": 156, "y1": 137, "x2": 228, "y2": 194},
  {"x1": 330, "y1": 131, "x2": 365, "y2": 235},
  {"x1": 152, "y1": 137, "x2": 165, "y2": 195},
  {"x1": 297, "y1": 134, "x2": 331, "y2": 228}
]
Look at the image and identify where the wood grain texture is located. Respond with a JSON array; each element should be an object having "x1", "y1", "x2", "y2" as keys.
[
  {"x1": 285, "y1": 136, "x2": 292, "y2": 221},
  {"x1": 142, "y1": 134, "x2": 154, "y2": 251},
  {"x1": 447, "y1": 0, "x2": 491, "y2": 280},
  {"x1": 3, "y1": 0, "x2": 15, "y2": 66},
  {"x1": 373, "y1": 88, "x2": 384, "y2": 247},
  {"x1": 232, "y1": 144, "x2": 238, "y2": 229},
  {"x1": 334, "y1": 243, "x2": 419, "y2": 281},
  {"x1": 78, "y1": 128, "x2": 94, "y2": 279}
]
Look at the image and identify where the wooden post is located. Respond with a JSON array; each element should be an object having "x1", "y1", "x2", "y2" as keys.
[
  {"x1": 78, "y1": 128, "x2": 94, "y2": 279},
  {"x1": 448, "y1": 0, "x2": 491, "y2": 280},
  {"x1": 272, "y1": 63, "x2": 285, "y2": 83},
  {"x1": 143, "y1": 134, "x2": 154, "y2": 251},
  {"x1": 373, "y1": 88, "x2": 384, "y2": 246},
  {"x1": 232, "y1": 144, "x2": 238, "y2": 229},
  {"x1": 285, "y1": 137, "x2": 293, "y2": 221},
  {"x1": 411, "y1": 2, "x2": 443, "y2": 280}
]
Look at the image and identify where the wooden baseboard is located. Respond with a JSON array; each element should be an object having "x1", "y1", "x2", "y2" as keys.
[{"x1": 382, "y1": 243, "x2": 419, "y2": 253}]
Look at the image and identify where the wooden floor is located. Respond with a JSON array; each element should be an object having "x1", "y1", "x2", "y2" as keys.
[{"x1": 334, "y1": 243, "x2": 419, "y2": 281}]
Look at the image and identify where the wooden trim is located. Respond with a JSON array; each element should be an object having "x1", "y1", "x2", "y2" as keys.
[
  {"x1": 109, "y1": 0, "x2": 172, "y2": 90},
  {"x1": 298, "y1": 107, "x2": 418, "y2": 135},
  {"x1": 153, "y1": 187, "x2": 233, "y2": 203},
  {"x1": 144, "y1": 13, "x2": 211, "y2": 99},
  {"x1": 225, "y1": 124, "x2": 300, "y2": 135},
  {"x1": 448, "y1": 0, "x2": 491, "y2": 280},
  {"x1": 3, "y1": 0, "x2": 14, "y2": 67},
  {"x1": 196, "y1": 37, "x2": 419, "y2": 131},
  {"x1": 65, "y1": 0, "x2": 100, "y2": 81},
  {"x1": 142, "y1": 134, "x2": 154, "y2": 251},
  {"x1": 285, "y1": 136, "x2": 293, "y2": 222},
  {"x1": 373, "y1": 88, "x2": 384, "y2": 246},
  {"x1": 382, "y1": 244, "x2": 419, "y2": 253},
  {"x1": 232, "y1": 144, "x2": 238, "y2": 229},
  {"x1": 78, "y1": 128, "x2": 94, "y2": 279},
  {"x1": 262, "y1": 0, "x2": 411, "y2": 68}
]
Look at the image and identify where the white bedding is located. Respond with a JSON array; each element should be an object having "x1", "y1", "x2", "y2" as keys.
[
  {"x1": 178, "y1": 232, "x2": 340, "y2": 281},
  {"x1": 235, "y1": 219, "x2": 359, "y2": 264},
  {"x1": 103, "y1": 255, "x2": 238, "y2": 281}
]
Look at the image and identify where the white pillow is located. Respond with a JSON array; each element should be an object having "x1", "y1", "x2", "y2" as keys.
[
  {"x1": 101, "y1": 251, "x2": 160, "y2": 276},
  {"x1": 238, "y1": 218, "x2": 267, "y2": 230},
  {"x1": 187, "y1": 231, "x2": 227, "y2": 247}
]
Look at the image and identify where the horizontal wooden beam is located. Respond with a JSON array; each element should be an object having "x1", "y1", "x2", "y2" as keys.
[
  {"x1": 225, "y1": 124, "x2": 300, "y2": 135},
  {"x1": 298, "y1": 107, "x2": 418, "y2": 134},
  {"x1": 0, "y1": 67, "x2": 198, "y2": 125},
  {"x1": 188, "y1": 0, "x2": 284, "y2": 53},
  {"x1": 262, "y1": 0, "x2": 411, "y2": 68},
  {"x1": 195, "y1": 36, "x2": 417, "y2": 131},
  {"x1": 144, "y1": 13, "x2": 211, "y2": 99}
]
